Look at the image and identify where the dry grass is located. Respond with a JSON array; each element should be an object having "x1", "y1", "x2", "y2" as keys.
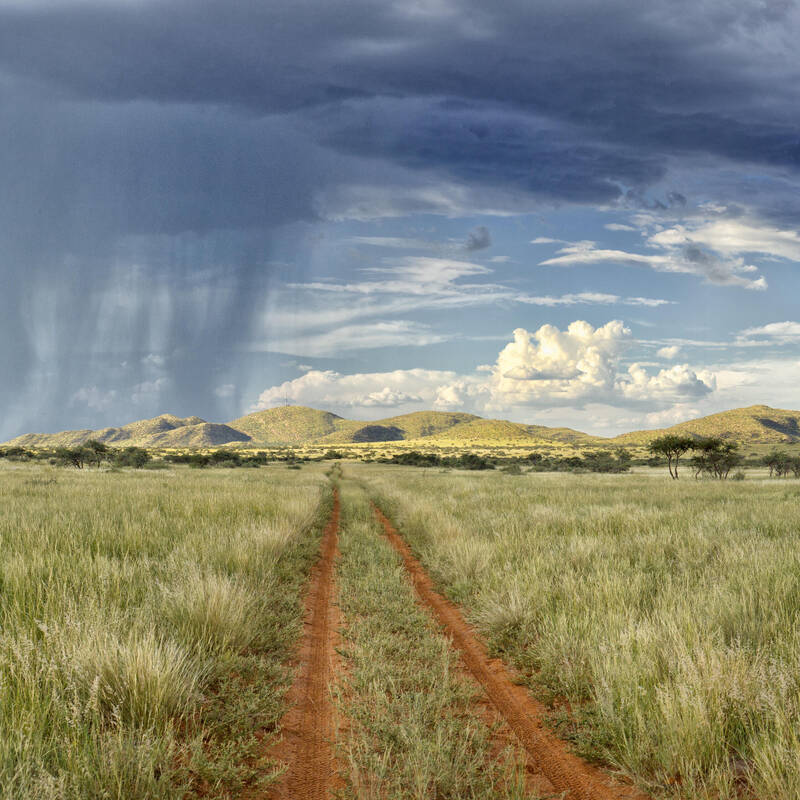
[
  {"x1": 0, "y1": 461, "x2": 327, "y2": 799},
  {"x1": 354, "y1": 464, "x2": 800, "y2": 799}
]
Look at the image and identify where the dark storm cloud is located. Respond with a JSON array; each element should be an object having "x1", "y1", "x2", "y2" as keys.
[
  {"x1": 0, "y1": 1, "x2": 797, "y2": 221},
  {"x1": 465, "y1": 226, "x2": 491, "y2": 252},
  {"x1": 2, "y1": 0, "x2": 800, "y2": 436},
  {"x1": 2, "y1": 0, "x2": 799, "y2": 200}
]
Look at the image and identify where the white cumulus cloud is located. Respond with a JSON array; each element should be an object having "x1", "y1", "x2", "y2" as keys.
[
  {"x1": 253, "y1": 320, "x2": 715, "y2": 417},
  {"x1": 252, "y1": 368, "x2": 461, "y2": 412},
  {"x1": 657, "y1": 345, "x2": 682, "y2": 359}
]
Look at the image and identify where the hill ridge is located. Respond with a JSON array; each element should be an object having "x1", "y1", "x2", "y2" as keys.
[{"x1": 5, "y1": 403, "x2": 800, "y2": 449}]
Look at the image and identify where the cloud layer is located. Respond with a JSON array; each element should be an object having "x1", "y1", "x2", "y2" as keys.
[
  {"x1": 2, "y1": 0, "x2": 800, "y2": 436},
  {"x1": 254, "y1": 320, "x2": 715, "y2": 417},
  {"x1": 535, "y1": 209, "x2": 788, "y2": 290}
]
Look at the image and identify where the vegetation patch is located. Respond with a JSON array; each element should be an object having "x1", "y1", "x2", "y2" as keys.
[
  {"x1": 0, "y1": 462, "x2": 329, "y2": 800},
  {"x1": 356, "y1": 464, "x2": 800, "y2": 799},
  {"x1": 334, "y1": 479, "x2": 528, "y2": 799}
]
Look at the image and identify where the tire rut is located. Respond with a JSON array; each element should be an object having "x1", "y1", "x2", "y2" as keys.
[
  {"x1": 372, "y1": 503, "x2": 649, "y2": 800},
  {"x1": 267, "y1": 489, "x2": 340, "y2": 800}
]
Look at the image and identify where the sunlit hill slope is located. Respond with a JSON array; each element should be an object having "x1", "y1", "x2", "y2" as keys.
[
  {"x1": 5, "y1": 404, "x2": 800, "y2": 450},
  {"x1": 612, "y1": 405, "x2": 800, "y2": 446}
]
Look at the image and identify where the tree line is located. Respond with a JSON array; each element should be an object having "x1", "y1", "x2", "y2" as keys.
[
  {"x1": 648, "y1": 435, "x2": 800, "y2": 479},
  {"x1": 3, "y1": 437, "x2": 799, "y2": 479},
  {"x1": 0, "y1": 441, "x2": 152, "y2": 468},
  {"x1": 648, "y1": 435, "x2": 743, "y2": 479}
]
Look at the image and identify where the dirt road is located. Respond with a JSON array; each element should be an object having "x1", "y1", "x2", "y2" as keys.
[
  {"x1": 267, "y1": 490, "x2": 340, "y2": 800},
  {"x1": 373, "y1": 503, "x2": 647, "y2": 800}
]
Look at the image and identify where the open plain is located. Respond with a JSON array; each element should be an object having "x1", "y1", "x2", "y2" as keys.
[{"x1": 2, "y1": 457, "x2": 800, "y2": 799}]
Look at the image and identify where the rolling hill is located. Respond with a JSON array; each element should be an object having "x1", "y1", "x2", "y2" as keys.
[
  {"x1": 228, "y1": 406, "x2": 346, "y2": 445},
  {"x1": 5, "y1": 404, "x2": 800, "y2": 450},
  {"x1": 5, "y1": 414, "x2": 251, "y2": 449},
  {"x1": 613, "y1": 405, "x2": 800, "y2": 446}
]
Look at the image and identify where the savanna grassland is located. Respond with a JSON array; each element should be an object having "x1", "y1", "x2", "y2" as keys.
[
  {"x1": 0, "y1": 461, "x2": 329, "y2": 799},
  {"x1": 4, "y1": 455, "x2": 800, "y2": 800},
  {"x1": 353, "y1": 463, "x2": 800, "y2": 799}
]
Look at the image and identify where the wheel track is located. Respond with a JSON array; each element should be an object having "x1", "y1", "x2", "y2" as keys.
[
  {"x1": 266, "y1": 489, "x2": 340, "y2": 800},
  {"x1": 372, "y1": 503, "x2": 649, "y2": 800}
]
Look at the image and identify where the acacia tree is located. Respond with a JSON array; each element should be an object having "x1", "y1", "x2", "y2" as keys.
[
  {"x1": 648, "y1": 434, "x2": 695, "y2": 479},
  {"x1": 84, "y1": 439, "x2": 110, "y2": 468},
  {"x1": 55, "y1": 446, "x2": 88, "y2": 469},
  {"x1": 764, "y1": 449, "x2": 788, "y2": 477},
  {"x1": 690, "y1": 437, "x2": 741, "y2": 479},
  {"x1": 763, "y1": 450, "x2": 800, "y2": 477}
]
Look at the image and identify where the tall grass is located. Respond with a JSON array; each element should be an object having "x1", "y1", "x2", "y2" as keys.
[
  {"x1": 354, "y1": 465, "x2": 800, "y2": 799},
  {"x1": 334, "y1": 479, "x2": 528, "y2": 799},
  {"x1": 0, "y1": 462, "x2": 327, "y2": 799}
]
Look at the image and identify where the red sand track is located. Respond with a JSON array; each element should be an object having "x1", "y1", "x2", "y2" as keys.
[
  {"x1": 267, "y1": 490, "x2": 340, "y2": 800},
  {"x1": 373, "y1": 503, "x2": 648, "y2": 800}
]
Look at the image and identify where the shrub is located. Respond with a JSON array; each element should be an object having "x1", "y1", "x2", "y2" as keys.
[{"x1": 113, "y1": 447, "x2": 151, "y2": 469}]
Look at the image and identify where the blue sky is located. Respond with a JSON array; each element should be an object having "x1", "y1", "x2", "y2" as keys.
[{"x1": 2, "y1": 0, "x2": 800, "y2": 438}]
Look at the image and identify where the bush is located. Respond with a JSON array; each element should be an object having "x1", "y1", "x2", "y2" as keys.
[
  {"x1": 113, "y1": 447, "x2": 151, "y2": 469},
  {"x1": 0, "y1": 446, "x2": 33, "y2": 461}
]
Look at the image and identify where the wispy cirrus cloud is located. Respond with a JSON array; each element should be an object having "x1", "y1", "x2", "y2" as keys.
[
  {"x1": 736, "y1": 321, "x2": 800, "y2": 344},
  {"x1": 260, "y1": 320, "x2": 451, "y2": 357},
  {"x1": 274, "y1": 255, "x2": 673, "y2": 342},
  {"x1": 532, "y1": 209, "x2": 800, "y2": 291}
]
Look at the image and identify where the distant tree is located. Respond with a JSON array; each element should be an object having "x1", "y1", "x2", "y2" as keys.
[
  {"x1": 581, "y1": 450, "x2": 631, "y2": 473},
  {"x1": 648, "y1": 434, "x2": 695, "y2": 479},
  {"x1": 690, "y1": 437, "x2": 741, "y2": 480},
  {"x1": 55, "y1": 446, "x2": 89, "y2": 469},
  {"x1": 616, "y1": 448, "x2": 633, "y2": 469},
  {"x1": 113, "y1": 446, "x2": 151, "y2": 468},
  {"x1": 763, "y1": 449, "x2": 792, "y2": 477},
  {"x1": 208, "y1": 449, "x2": 242, "y2": 467},
  {"x1": 454, "y1": 452, "x2": 493, "y2": 470},
  {"x1": 84, "y1": 439, "x2": 110, "y2": 468},
  {"x1": 1, "y1": 446, "x2": 32, "y2": 461}
]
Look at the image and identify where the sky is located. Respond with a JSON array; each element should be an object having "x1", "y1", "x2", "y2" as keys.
[{"x1": 2, "y1": 0, "x2": 800, "y2": 439}]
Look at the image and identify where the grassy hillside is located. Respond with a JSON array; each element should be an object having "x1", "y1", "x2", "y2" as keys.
[
  {"x1": 373, "y1": 410, "x2": 479, "y2": 438},
  {"x1": 228, "y1": 406, "x2": 346, "y2": 444},
  {"x1": 614, "y1": 405, "x2": 800, "y2": 446},
  {"x1": 147, "y1": 422, "x2": 252, "y2": 448},
  {"x1": 424, "y1": 417, "x2": 597, "y2": 446},
  {"x1": 313, "y1": 410, "x2": 478, "y2": 445},
  {"x1": 4, "y1": 414, "x2": 248, "y2": 449},
  {"x1": 7, "y1": 403, "x2": 800, "y2": 451},
  {"x1": 7, "y1": 429, "x2": 96, "y2": 448},
  {"x1": 427, "y1": 418, "x2": 537, "y2": 444}
]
